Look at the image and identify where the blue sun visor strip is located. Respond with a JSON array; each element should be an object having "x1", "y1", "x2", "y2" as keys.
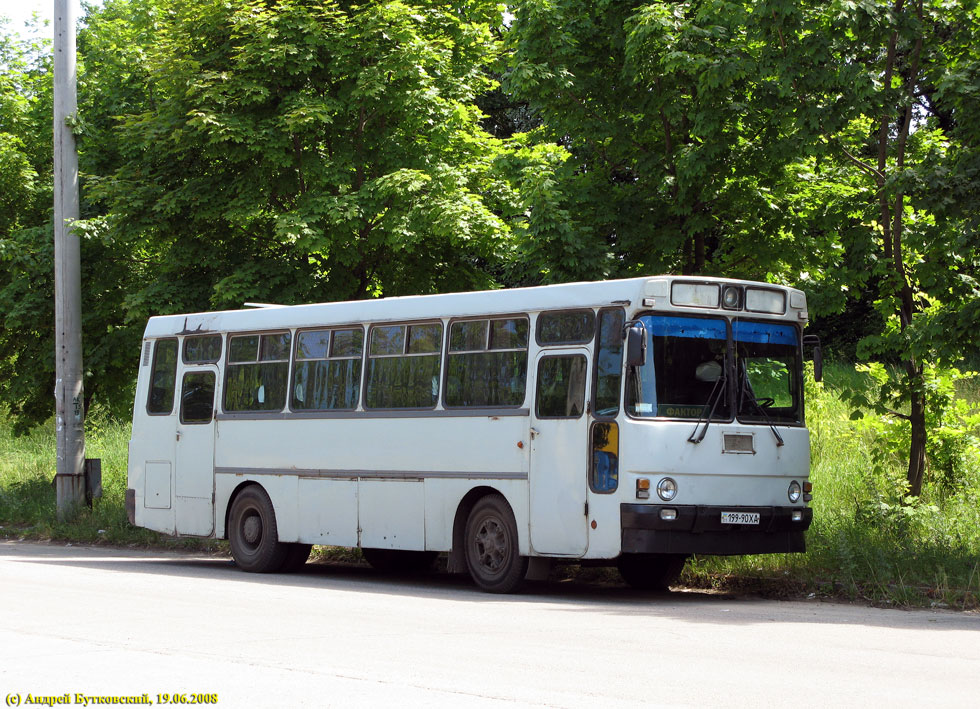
[
  {"x1": 732, "y1": 321, "x2": 797, "y2": 346},
  {"x1": 646, "y1": 316, "x2": 727, "y2": 340}
]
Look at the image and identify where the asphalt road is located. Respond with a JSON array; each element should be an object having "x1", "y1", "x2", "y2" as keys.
[{"x1": 1, "y1": 541, "x2": 978, "y2": 708}]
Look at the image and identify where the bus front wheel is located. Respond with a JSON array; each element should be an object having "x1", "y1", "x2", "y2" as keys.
[
  {"x1": 464, "y1": 494, "x2": 528, "y2": 593},
  {"x1": 617, "y1": 553, "x2": 688, "y2": 591},
  {"x1": 228, "y1": 486, "x2": 287, "y2": 573}
]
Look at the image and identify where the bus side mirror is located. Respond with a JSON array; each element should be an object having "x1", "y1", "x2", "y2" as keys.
[
  {"x1": 625, "y1": 321, "x2": 647, "y2": 368},
  {"x1": 803, "y1": 335, "x2": 822, "y2": 382}
]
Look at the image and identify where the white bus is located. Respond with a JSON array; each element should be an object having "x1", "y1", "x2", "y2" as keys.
[{"x1": 127, "y1": 275, "x2": 818, "y2": 593}]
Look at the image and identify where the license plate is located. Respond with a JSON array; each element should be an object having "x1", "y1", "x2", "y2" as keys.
[{"x1": 721, "y1": 511, "x2": 760, "y2": 525}]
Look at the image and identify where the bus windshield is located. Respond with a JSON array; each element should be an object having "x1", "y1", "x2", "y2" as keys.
[
  {"x1": 733, "y1": 320, "x2": 802, "y2": 425},
  {"x1": 626, "y1": 315, "x2": 730, "y2": 420},
  {"x1": 626, "y1": 315, "x2": 802, "y2": 425}
]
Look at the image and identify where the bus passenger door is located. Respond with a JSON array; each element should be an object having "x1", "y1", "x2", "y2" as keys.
[
  {"x1": 528, "y1": 349, "x2": 590, "y2": 555},
  {"x1": 174, "y1": 365, "x2": 218, "y2": 536}
]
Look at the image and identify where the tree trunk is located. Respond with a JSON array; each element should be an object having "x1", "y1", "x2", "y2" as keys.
[
  {"x1": 882, "y1": 0, "x2": 926, "y2": 496},
  {"x1": 906, "y1": 363, "x2": 927, "y2": 496}
]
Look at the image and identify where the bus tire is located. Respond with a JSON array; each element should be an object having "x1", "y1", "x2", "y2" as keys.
[
  {"x1": 617, "y1": 553, "x2": 688, "y2": 591},
  {"x1": 279, "y1": 543, "x2": 313, "y2": 572},
  {"x1": 361, "y1": 548, "x2": 438, "y2": 574},
  {"x1": 228, "y1": 486, "x2": 287, "y2": 573},
  {"x1": 464, "y1": 494, "x2": 528, "y2": 593}
]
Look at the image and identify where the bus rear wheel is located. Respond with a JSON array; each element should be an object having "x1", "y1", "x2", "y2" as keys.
[
  {"x1": 617, "y1": 553, "x2": 688, "y2": 591},
  {"x1": 228, "y1": 486, "x2": 287, "y2": 573},
  {"x1": 464, "y1": 494, "x2": 528, "y2": 593}
]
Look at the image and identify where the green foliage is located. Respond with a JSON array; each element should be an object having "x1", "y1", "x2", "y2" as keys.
[
  {"x1": 845, "y1": 362, "x2": 980, "y2": 496},
  {"x1": 0, "y1": 22, "x2": 56, "y2": 431},
  {"x1": 96, "y1": 0, "x2": 515, "y2": 317},
  {"x1": 1, "y1": 0, "x2": 527, "y2": 430},
  {"x1": 0, "y1": 405, "x2": 220, "y2": 548}
]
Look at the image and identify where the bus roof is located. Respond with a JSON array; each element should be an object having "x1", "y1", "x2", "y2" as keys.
[{"x1": 142, "y1": 275, "x2": 807, "y2": 338}]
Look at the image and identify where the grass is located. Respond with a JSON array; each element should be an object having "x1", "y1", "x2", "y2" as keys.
[
  {"x1": 0, "y1": 406, "x2": 222, "y2": 552},
  {"x1": 2, "y1": 362, "x2": 979, "y2": 608}
]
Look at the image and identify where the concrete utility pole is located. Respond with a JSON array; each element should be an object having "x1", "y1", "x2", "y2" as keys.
[{"x1": 53, "y1": 0, "x2": 86, "y2": 520}]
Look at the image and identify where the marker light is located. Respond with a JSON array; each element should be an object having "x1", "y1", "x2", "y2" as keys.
[
  {"x1": 792, "y1": 510, "x2": 803, "y2": 522},
  {"x1": 657, "y1": 477, "x2": 678, "y2": 502},
  {"x1": 722, "y1": 286, "x2": 742, "y2": 309},
  {"x1": 636, "y1": 478, "x2": 651, "y2": 500},
  {"x1": 788, "y1": 480, "x2": 802, "y2": 503},
  {"x1": 660, "y1": 508, "x2": 678, "y2": 521}
]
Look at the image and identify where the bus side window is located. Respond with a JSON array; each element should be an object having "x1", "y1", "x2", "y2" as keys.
[
  {"x1": 536, "y1": 354, "x2": 587, "y2": 418},
  {"x1": 292, "y1": 327, "x2": 363, "y2": 411},
  {"x1": 445, "y1": 317, "x2": 528, "y2": 408},
  {"x1": 180, "y1": 371, "x2": 216, "y2": 424},
  {"x1": 537, "y1": 310, "x2": 595, "y2": 346},
  {"x1": 183, "y1": 334, "x2": 222, "y2": 364},
  {"x1": 365, "y1": 322, "x2": 443, "y2": 409},
  {"x1": 147, "y1": 339, "x2": 178, "y2": 415},
  {"x1": 224, "y1": 332, "x2": 291, "y2": 412},
  {"x1": 593, "y1": 308, "x2": 624, "y2": 417}
]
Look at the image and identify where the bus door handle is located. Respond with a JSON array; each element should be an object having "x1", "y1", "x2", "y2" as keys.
[{"x1": 530, "y1": 427, "x2": 540, "y2": 440}]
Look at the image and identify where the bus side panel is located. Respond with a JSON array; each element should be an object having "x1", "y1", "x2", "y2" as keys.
[
  {"x1": 213, "y1": 416, "x2": 530, "y2": 550},
  {"x1": 296, "y1": 478, "x2": 358, "y2": 547},
  {"x1": 423, "y1": 478, "x2": 531, "y2": 555},
  {"x1": 358, "y1": 479, "x2": 424, "y2": 549},
  {"x1": 581, "y1": 490, "x2": 622, "y2": 559},
  {"x1": 213, "y1": 417, "x2": 528, "y2": 482}
]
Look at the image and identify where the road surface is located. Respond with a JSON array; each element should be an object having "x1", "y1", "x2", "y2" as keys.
[{"x1": 1, "y1": 541, "x2": 977, "y2": 707}]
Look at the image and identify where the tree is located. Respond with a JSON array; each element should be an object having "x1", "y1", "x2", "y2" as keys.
[
  {"x1": 505, "y1": 0, "x2": 833, "y2": 282},
  {"x1": 0, "y1": 4, "x2": 160, "y2": 429},
  {"x1": 0, "y1": 20, "x2": 58, "y2": 429},
  {"x1": 756, "y1": 0, "x2": 980, "y2": 496},
  {"x1": 1, "y1": 0, "x2": 528, "y2": 429},
  {"x1": 95, "y1": 0, "x2": 517, "y2": 320}
]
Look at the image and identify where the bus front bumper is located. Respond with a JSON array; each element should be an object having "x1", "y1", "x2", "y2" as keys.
[{"x1": 621, "y1": 504, "x2": 812, "y2": 555}]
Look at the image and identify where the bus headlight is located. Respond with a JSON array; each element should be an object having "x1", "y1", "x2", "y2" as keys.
[
  {"x1": 788, "y1": 480, "x2": 802, "y2": 503},
  {"x1": 657, "y1": 477, "x2": 678, "y2": 501}
]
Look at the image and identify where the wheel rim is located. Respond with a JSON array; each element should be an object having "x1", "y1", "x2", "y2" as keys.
[
  {"x1": 241, "y1": 510, "x2": 262, "y2": 550},
  {"x1": 473, "y1": 515, "x2": 509, "y2": 577}
]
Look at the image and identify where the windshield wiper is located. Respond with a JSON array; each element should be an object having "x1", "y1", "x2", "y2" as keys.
[
  {"x1": 738, "y1": 369, "x2": 784, "y2": 447},
  {"x1": 688, "y1": 374, "x2": 727, "y2": 444}
]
